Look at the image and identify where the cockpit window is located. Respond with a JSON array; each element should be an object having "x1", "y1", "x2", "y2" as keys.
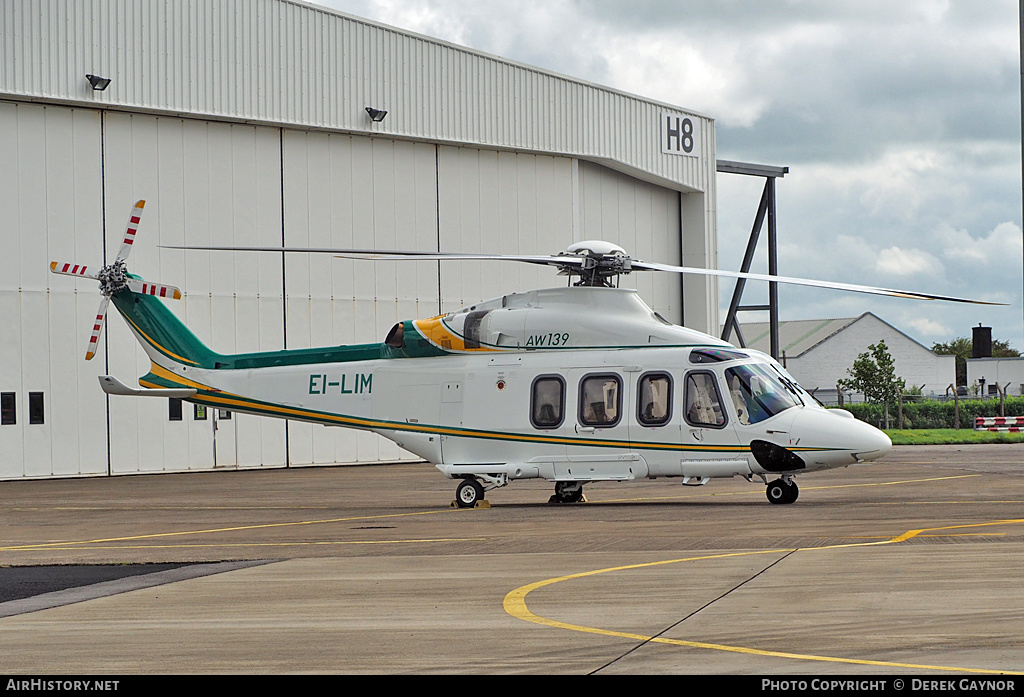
[
  {"x1": 689, "y1": 348, "x2": 749, "y2": 364},
  {"x1": 726, "y1": 364, "x2": 801, "y2": 425}
]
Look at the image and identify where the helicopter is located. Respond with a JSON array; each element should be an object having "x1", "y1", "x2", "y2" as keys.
[{"x1": 49, "y1": 200, "x2": 1000, "y2": 508}]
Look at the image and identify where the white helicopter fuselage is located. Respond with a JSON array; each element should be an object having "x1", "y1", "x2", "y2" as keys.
[{"x1": 127, "y1": 285, "x2": 891, "y2": 505}]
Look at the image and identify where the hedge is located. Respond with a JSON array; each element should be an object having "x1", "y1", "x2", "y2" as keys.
[{"x1": 834, "y1": 397, "x2": 1024, "y2": 429}]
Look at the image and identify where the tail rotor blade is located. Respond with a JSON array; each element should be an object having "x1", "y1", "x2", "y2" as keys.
[
  {"x1": 50, "y1": 261, "x2": 100, "y2": 280},
  {"x1": 115, "y1": 200, "x2": 147, "y2": 263},
  {"x1": 85, "y1": 297, "x2": 109, "y2": 361},
  {"x1": 125, "y1": 278, "x2": 182, "y2": 299}
]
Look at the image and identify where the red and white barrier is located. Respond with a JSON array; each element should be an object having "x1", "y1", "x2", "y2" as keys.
[{"x1": 975, "y1": 416, "x2": 1024, "y2": 432}]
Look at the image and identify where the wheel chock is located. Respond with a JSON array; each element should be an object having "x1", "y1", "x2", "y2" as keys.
[{"x1": 450, "y1": 499, "x2": 491, "y2": 509}]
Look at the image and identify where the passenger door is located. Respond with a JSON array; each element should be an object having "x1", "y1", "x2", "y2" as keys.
[{"x1": 561, "y1": 368, "x2": 647, "y2": 480}]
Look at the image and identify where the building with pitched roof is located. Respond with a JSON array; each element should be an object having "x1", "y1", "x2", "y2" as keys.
[{"x1": 735, "y1": 312, "x2": 956, "y2": 403}]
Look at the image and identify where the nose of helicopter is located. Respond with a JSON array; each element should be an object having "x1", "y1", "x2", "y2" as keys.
[{"x1": 789, "y1": 407, "x2": 892, "y2": 464}]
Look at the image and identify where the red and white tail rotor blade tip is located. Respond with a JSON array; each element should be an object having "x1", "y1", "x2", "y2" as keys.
[
  {"x1": 125, "y1": 278, "x2": 182, "y2": 300},
  {"x1": 115, "y1": 199, "x2": 146, "y2": 264},
  {"x1": 49, "y1": 261, "x2": 100, "y2": 280},
  {"x1": 84, "y1": 297, "x2": 109, "y2": 361}
]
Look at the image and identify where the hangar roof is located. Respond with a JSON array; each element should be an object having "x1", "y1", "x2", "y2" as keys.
[
  {"x1": 735, "y1": 312, "x2": 938, "y2": 359},
  {"x1": 0, "y1": 0, "x2": 715, "y2": 194}
]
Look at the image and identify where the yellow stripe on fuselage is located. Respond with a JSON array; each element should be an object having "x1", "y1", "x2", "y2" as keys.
[{"x1": 413, "y1": 317, "x2": 499, "y2": 353}]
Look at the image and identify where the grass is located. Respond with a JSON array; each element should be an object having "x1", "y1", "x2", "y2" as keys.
[{"x1": 884, "y1": 428, "x2": 1024, "y2": 445}]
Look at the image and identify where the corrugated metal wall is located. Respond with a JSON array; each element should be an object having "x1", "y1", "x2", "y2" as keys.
[
  {"x1": 0, "y1": 102, "x2": 690, "y2": 477},
  {"x1": 0, "y1": 0, "x2": 715, "y2": 194},
  {"x1": 0, "y1": 0, "x2": 719, "y2": 478}
]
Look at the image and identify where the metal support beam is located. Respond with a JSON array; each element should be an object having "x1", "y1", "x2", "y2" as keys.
[
  {"x1": 716, "y1": 160, "x2": 788, "y2": 360},
  {"x1": 767, "y1": 176, "x2": 780, "y2": 361}
]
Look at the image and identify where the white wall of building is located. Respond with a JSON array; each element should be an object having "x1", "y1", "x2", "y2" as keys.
[
  {"x1": 785, "y1": 314, "x2": 956, "y2": 399},
  {"x1": 966, "y1": 358, "x2": 1024, "y2": 397}
]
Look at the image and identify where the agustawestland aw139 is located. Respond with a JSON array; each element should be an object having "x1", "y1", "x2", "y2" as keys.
[{"x1": 50, "y1": 200, "x2": 1001, "y2": 507}]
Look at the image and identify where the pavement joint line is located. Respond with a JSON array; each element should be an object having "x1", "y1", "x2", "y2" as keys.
[
  {"x1": 504, "y1": 518, "x2": 1024, "y2": 675},
  {"x1": 590, "y1": 474, "x2": 980, "y2": 503}
]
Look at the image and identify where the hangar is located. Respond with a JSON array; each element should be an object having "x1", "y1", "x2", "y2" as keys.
[{"x1": 0, "y1": 0, "x2": 720, "y2": 478}]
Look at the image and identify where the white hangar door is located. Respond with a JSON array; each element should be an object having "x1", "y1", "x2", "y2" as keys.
[
  {"x1": 0, "y1": 102, "x2": 107, "y2": 479},
  {"x1": 576, "y1": 161, "x2": 683, "y2": 325},
  {"x1": 436, "y1": 146, "x2": 576, "y2": 310},
  {"x1": 102, "y1": 113, "x2": 287, "y2": 473},
  {"x1": 281, "y1": 131, "x2": 440, "y2": 466}
]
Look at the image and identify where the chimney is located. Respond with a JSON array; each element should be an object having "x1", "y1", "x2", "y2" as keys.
[{"x1": 972, "y1": 324, "x2": 992, "y2": 358}]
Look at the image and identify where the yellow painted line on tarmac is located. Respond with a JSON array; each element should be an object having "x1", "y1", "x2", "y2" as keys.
[
  {"x1": 843, "y1": 533, "x2": 1006, "y2": 539},
  {"x1": 9, "y1": 538, "x2": 486, "y2": 551},
  {"x1": 0, "y1": 508, "x2": 465, "y2": 552},
  {"x1": 504, "y1": 519, "x2": 1024, "y2": 675}
]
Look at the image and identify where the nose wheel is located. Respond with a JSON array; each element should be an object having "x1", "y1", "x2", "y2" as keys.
[{"x1": 766, "y1": 478, "x2": 799, "y2": 505}]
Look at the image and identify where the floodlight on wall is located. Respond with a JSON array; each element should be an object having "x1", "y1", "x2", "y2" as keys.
[
  {"x1": 365, "y1": 107, "x2": 388, "y2": 122},
  {"x1": 86, "y1": 74, "x2": 111, "y2": 91}
]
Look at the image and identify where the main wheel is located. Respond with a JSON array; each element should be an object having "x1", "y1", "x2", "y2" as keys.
[
  {"x1": 456, "y1": 478, "x2": 484, "y2": 508},
  {"x1": 551, "y1": 481, "x2": 584, "y2": 504},
  {"x1": 766, "y1": 479, "x2": 797, "y2": 505}
]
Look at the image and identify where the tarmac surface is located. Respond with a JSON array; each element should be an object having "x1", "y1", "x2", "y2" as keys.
[{"x1": 1, "y1": 443, "x2": 1023, "y2": 675}]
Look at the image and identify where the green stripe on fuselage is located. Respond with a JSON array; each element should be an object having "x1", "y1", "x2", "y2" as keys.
[{"x1": 112, "y1": 286, "x2": 448, "y2": 369}]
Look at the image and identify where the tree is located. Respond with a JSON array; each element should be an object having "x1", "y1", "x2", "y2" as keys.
[
  {"x1": 837, "y1": 340, "x2": 905, "y2": 412},
  {"x1": 931, "y1": 336, "x2": 1021, "y2": 386}
]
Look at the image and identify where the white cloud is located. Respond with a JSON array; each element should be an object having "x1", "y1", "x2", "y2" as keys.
[
  {"x1": 875, "y1": 246, "x2": 943, "y2": 276},
  {"x1": 933, "y1": 221, "x2": 1024, "y2": 266},
  {"x1": 905, "y1": 316, "x2": 951, "y2": 338}
]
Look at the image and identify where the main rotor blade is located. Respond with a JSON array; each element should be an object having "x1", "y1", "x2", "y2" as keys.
[
  {"x1": 160, "y1": 245, "x2": 582, "y2": 267},
  {"x1": 115, "y1": 200, "x2": 146, "y2": 263},
  {"x1": 631, "y1": 260, "x2": 1004, "y2": 305},
  {"x1": 85, "y1": 297, "x2": 108, "y2": 361},
  {"x1": 334, "y1": 251, "x2": 578, "y2": 267},
  {"x1": 50, "y1": 261, "x2": 100, "y2": 280}
]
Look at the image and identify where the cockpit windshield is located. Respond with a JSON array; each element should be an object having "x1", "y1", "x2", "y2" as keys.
[{"x1": 725, "y1": 363, "x2": 802, "y2": 425}]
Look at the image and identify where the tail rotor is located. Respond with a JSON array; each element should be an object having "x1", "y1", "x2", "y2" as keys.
[{"x1": 48, "y1": 199, "x2": 182, "y2": 360}]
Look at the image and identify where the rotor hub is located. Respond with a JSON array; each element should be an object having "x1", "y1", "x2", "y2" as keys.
[
  {"x1": 97, "y1": 260, "x2": 129, "y2": 297},
  {"x1": 560, "y1": 241, "x2": 633, "y2": 286}
]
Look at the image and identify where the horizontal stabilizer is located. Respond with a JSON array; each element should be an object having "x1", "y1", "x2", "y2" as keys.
[{"x1": 99, "y1": 375, "x2": 197, "y2": 398}]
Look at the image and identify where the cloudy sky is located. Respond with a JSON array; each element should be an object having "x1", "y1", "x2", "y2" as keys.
[{"x1": 317, "y1": 0, "x2": 1024, "y2": 351}]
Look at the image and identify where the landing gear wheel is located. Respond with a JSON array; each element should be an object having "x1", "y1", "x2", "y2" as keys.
[
  {"x1": 549, "y1": 481, "x2": 585, "y2": 504},
  {"x1": 456, "y1": 478, "x2": 484, "y2": 508},
  {"x1": 766, "y1": 479, "x2": 798, "y2": 505}
]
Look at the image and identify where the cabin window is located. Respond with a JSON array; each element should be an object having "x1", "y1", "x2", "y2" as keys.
[
  {"x1": 684, "y1": 372, "x2": 726, "y2": 428},
  {"x1": 531, "y1": 375, "x2": 565, "y2": 429},
  {"x1": 637, "y1": 373, "x2": 672, "y2": 426},
  {"x1": 725, "y1": 364, "x2": 801, "y2": 425},
  {"x1": 579, "y1": 374, "x2": 621, "y2": 427}
]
